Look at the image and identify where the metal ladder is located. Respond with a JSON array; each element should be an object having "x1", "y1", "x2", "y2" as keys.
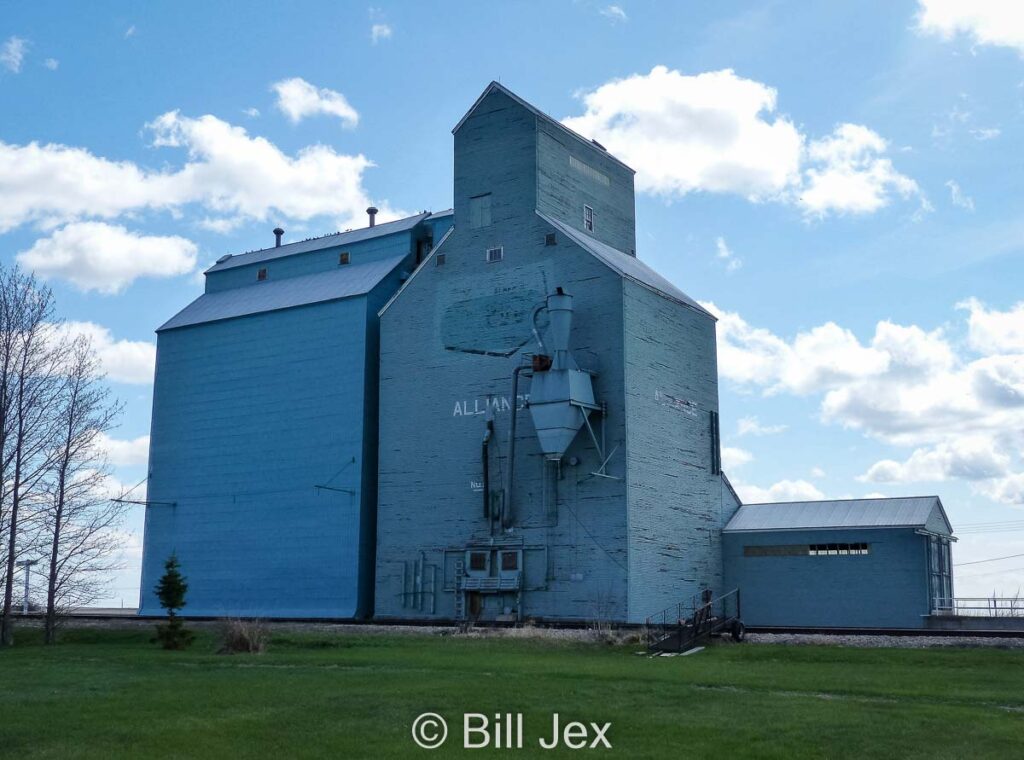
[{"x1": 453, "y1": 559, "x2": 466, "y2": 622}]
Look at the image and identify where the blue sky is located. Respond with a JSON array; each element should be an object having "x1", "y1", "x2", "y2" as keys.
[{"x1": 2, "y1": 1, "x2": 1023, "y2": 603}]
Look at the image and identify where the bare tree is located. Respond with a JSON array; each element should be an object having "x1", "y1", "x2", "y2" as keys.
[
  {"x1": 42, "y1": 337, "x2": 125, "y2": 643},
  {"x1": 0, "y1": 266, "x2": 69, "y2": 646}
]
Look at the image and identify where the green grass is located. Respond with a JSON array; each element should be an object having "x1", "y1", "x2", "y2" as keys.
[{"x1": 1, "y1": 625, "x2": 1023, "y2": 758}]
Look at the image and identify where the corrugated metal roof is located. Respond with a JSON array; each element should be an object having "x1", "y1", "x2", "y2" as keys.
[
  {"x1": 723, "y1": 496, "x2": 953, "y2": 535},
  {"x1": 160, "y1": 255, "x2": 406, "y2": 331},
  {"x1": 537, "y1": 213, "x2": 713, "y2": 318},
  {"x1": 205, "y1": 212, "x2": 433, "y2": 273}
]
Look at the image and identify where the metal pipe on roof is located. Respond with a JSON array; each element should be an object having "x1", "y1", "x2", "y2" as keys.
[
  {"x1": 366, "y1": 206, "x2": 378, "y2": 227},
  {"x1": 273, "y1": 227, "x2": 284, "y2": 247}
]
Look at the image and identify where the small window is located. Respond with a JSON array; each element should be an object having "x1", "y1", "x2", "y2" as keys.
[
  {"x1": 583, "y1": 205, "x2": 594, "y2": 232},
  {"x1": 339, "y1": 252, "x2": 350, "y2": 265},
  {"x1": 435, "y1": 253, "x2": 447, "y2": 267},
  {"x1": 545, "y1": 232, "x2": 557, "y2": 246},
  {"x1": 486, "y1": 246, "x2": 503, "y2": 263},
  {"x1": 501, "y1": 552, "x2": 519, "y2": 571},
  {"x1": 257, "y1": 268, "x2": 268, "y2": 281},
  {"x1": 469, "y1": 193, "x2": 492, "y2": 229},
  {"x1": 469, "y1": 552, "x2": 487, "y2": 571}
]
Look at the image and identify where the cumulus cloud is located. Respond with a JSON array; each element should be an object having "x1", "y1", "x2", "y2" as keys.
[
  {"x1": 800, "y1": 124, "x2": 922, "y2": 217},
  {"x1": 271, "y1": 77, "x2": 359, "y2": 127},
  {"x1": 734, "y1": 478, "x2": 825, "y2": 504},
  {"x1": 916, "y1": 0, "x2": 1024, "y2": 54},
  {"x1": 709, "y1": 298, "x2": 1024, "y2": 504},
  {"x1": 371, "y1": 23, "x2": 393, "y2": 43},
  {"x1": 55, "y1": 322, "x2": 156, "y2": 384},
  {"x1": 43, "y1": 58, "x2": 58, "y2": 71},
  {"x1": 859, "y1": 437, "x2": 1010, "y2": 483},
  {"x1": 563, "y1": 66, "x2": 920, "y2": 217},
  {"x1": 722, "y1": 446, "x2": 753, "y2": 470},
  {"x1": 600, "y1": 5, "x2": 628, "y2": 22},
  {"x1": 959, "y1": 298, "x2": 1024, "y2": 353},
  {"x1": 97, "y1": 433, "x2": 151, "y2": 467},
  {"x1": 0, "y1": 110, "x2": 393, "y2": 234},
  {"x1": 17, "y1": 222, "x2": 197, "y2": 293},
  {"x1": 737, "y1": 416, "x2": 787, "y2": 436},
  {"x1": 1, "y1": 36, "x2": 27, "y2": 73},
  {"x1": 945, "y1": 179, "x2": 975, "y2": 211}
]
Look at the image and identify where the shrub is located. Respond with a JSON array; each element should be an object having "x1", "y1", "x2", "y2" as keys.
[{"x1": 217, "y1": 618, "x2": 268, "y2": 654}]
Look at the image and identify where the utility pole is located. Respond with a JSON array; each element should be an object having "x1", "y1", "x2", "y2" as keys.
[{"x1": 15, "y1": 559, "x2": 39, "y2": 615}]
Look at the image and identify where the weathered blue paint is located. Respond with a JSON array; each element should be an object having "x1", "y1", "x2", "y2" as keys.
[
  {"x1": 723, "y1": 528, "x2": 937, "y2": 629},
  {"x1": 139, "y1": 215, "x2": 443, "y2": 618},
  {"x1": 374, "y1": 83, "x2": 725, "y2": 624}
]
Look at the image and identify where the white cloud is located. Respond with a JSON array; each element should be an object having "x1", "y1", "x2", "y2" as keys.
[
  {"x1": 710, "y1": 299, "x2": 1024, "y2": 504},
  {"x1": 43, "y1": 58, "x2": 58, "y2": 71},
  {"x1": 371, "y1": 23, "x2": 393, "y2": 44},
  {"x1": 1, "y1": 36, "x2": 27, "y2": 73},
  {"x1": 860, "y1": 437, "x2": 1010, "y2": 483},
  {"x1": 0, "y1": 111, "x2": 394, "y2": 234},
  {"x1": 563, "y1": 66, "x2": 919, "y2": 218},
  {"x1": 97, "y1": 433, "x2": 150, "y2": 467},
  {"x1": 800, "y1": 124, "x2": 922, "y2": 217},
  {"x1": 945, "y1": 179, "x2": 975, "y2": 211},
  {"x1": 722, "y1": 446, "x2": 753, "y2": 470},
  {"x1": 125, "y1": 25, "x2": 136, "y2": 39},
  {"x1": 271, "y1": 77, "x2": 359, "y2": 127},
  {"x1": 970, "y1": 127, "x2": 1001, "y2": 140},
  {"x1": 58, "y1": 322, "x2": 155, "y2": 384},
  {"x1": 243, "y1": 107, "x2": 260, "y2": 118},
  {"x1": 810, "y1": 466, "x2": 826, "y2": 479},
  {"x1": 737, "y1": 416, "x2": 787, "y2": 437},
  {"x1": 734, "y1": 478, "x2": 825, "y2": 504},
  {"x1": 702, "y1": 300, "x2": 890, "y2": 395},
  {"x1": 17, "y1": 222, "x2": 197, "y2": 293},
  {"x1": 917, "y1": 1, "x2": 1024, "y2": 54},
  {"x1": 600, "y1": 5, "x2": 628, "y2": 22},
  {"x1": 715, "y1": 236, "x2": 742, "y2": 272},
  {"x1": 959, "y1": 298, "x2": 1024, "y2": 353}
]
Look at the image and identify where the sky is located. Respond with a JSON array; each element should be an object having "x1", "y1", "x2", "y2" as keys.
[{"x1": 2, "y1": 0, "x2": 1023, "y2": 605}]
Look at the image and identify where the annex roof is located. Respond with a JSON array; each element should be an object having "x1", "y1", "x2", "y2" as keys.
[
  {"x1": 204, "y1": 212, "x2": 435, "y2": 274},
  {"x1": 453, "y1": 81, "x2": 635, "y2": 174},
  {"x1": 538, "y1": 213, "x2": 713, "y2": 318},
  {"x1": 723, "y1": 496, "x2": 953, "y2": 536},
  {"x1": 159, "y1": 255, "x2": 406, "y2": 331}
]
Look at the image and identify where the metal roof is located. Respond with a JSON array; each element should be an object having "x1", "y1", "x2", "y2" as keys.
[
  {"x1": 537, "y1": 213, "x2": 713, "y2": 318},
  {"x1": 453, "y1": 81, "x2": 635, "y2": 174},
  {"x1": 159, "y1": 255, "x2": 406, "y2": 331},
  {"x1": 723, "y1": 496, "x2": 953, "y2": 536},
  {"x1": 204, "y1": 212, "x2": 436, "y2": 273}
]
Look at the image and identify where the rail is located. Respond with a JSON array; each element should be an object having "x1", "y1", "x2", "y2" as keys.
[{"x1": 932, "y1": 597, "x2": 1024, "y2": 618}]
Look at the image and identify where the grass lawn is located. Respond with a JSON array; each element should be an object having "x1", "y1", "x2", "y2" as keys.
[{"x1": 1, "y1": 625, "x2": 1023, "y2": 758}]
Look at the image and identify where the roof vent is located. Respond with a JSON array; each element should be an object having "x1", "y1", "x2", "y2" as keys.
[
  {"x1": 590, "y1": 138, "x2": 606, "y2": 151},
  {"x1": 273, "y1": 227, "x2": 284, "y2": 247},
  {"x1": 366, "y1": 206, "x2": 379, "y2": 228},
  {"x1": 215, "y1": 254, "x2": 232, "y2": 264}
]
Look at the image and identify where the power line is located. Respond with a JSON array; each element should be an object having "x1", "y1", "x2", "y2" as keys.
[{"x1": 955, "y1": 552, "x2": 1024, "y2": 567}]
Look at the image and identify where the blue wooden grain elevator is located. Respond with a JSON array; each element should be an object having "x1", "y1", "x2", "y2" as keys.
[{"x1": 140, "y1": 81, "x2": 955, "y2": 630}]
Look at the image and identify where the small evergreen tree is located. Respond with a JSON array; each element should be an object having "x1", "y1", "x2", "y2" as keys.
[{"x1": 154, "y1": 554, "x2": 194, "y2": 650}]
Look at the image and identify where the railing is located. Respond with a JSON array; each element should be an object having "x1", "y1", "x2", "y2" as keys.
[
  {"x1": 645, "y1": 588, "x2": 741, "y2": 650},
  {"x1": 932, "y1": 597, "x2": 1024, "y2": 618}
]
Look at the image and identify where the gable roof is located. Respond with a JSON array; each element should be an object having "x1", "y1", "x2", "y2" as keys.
[
  {"x1": 160, "y1": 255, "x2": 406, "y2": 331},
  {"x1": 538, "y1": 213, "x2": 713, "y2": 318},
  {"x1": 723, "y1": 496, "x2": 954, "y2": 536},
  {"x1": 453, "y1": 81, "x2": 635, "y2": 174},
  {"x1": 204, "y1": 212, "x2": 433, "y2": 274}
]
